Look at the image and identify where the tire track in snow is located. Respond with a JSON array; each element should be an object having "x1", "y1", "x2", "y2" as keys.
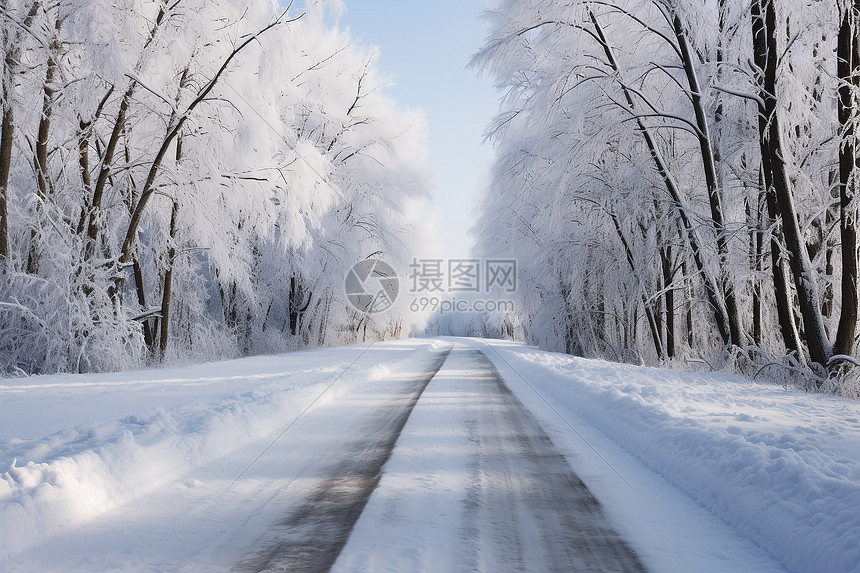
[
  {"x1": 459, "y1": 348, "x2": 646, "y2": 572},
  {"x1": 233, "y1": 348, "x2": 452, "y2": 573}
]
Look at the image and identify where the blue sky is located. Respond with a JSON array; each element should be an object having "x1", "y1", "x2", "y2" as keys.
[{"x1": 338, "y1": 0, "x2": 499, "y2": 260}]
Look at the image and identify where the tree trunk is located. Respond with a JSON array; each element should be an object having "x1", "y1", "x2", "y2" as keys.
[
  {"x1": 0, "y1": 3, "x2": 11, "y2": 263},
  {"x1": 289, "y1": 275, "x2": 313, "y2": 336},
  {"x1": 289, "y1": 277, "x2": 299, "y2": 335},
  {"x1": 133, "y1": 258, "x2": 155, "y2": 349},
  {"x1": 33, "y1": 17, "x2": 60, "y2": 205},
  {"x1": 684, "y1": 259, "x2": 694, "y2": 350},
  {"x1": 752, "y1": 0, "x2": 832, "y2": 366},
  {"x1": 76, "y1": 119, "x2": 92, "y2": 234},
  {"x1": 654, "y1": 269, "x2": 663, "y2": 349},
  {"x1": 1, "y1": 1, "x2": 41, "y2": 264},
  {"x1": 87, "y1": 86, "x2": 132, "y2": 250},
  {"x1": 317, "y1": 295, "x2": 329, "y2": 346},
  {"x1": 765, "y1": 186, "x2": 803, "y2": 356},
  {"x1": 672, "y1": 12, "x2": 743, "y2": 348},
  {"x1": 662, "y1": 245, "x2": 675, "y2": 359},
  {"x1": 835, "y1": 0, "x2": 860, "y2": 357},
  {"x1": 0, "y1": 106, "x2": 11, "y2": 263},
  {"x1": 159, "y1": 200, "x2": 179, "y2": 356},
  {"x1": 821, "y1": 173, "x2": 838, "y2": 319},
  {"x1": 748, "y1": 197, "x2": 764, "y2": 346},
  {"x1": 26, "y1": 15, "x2": 62, "y2": 275},
  {"x1": 754, "y1": 158, "x2": 801, "y2": 355}
]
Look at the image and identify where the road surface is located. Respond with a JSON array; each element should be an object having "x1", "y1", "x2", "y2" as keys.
[
  {"x1": 234, "y1": 349, "x2": 451, "y2": 572},
  {"x1": 238, "y1": 346, "x2": 645, "y2": 572}
]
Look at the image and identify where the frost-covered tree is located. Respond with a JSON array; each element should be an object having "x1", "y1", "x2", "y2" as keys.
[
  {"x1": 473, "y1": 0, "x2": 860, "y2": 379},
  {"x1": 0, "y1": 0, "x2": 430, "y2": 373}
]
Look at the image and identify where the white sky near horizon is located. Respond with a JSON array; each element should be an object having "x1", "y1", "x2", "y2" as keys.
[{"x1": 336, "y1": 0, "x2": 499, "y2": 261}]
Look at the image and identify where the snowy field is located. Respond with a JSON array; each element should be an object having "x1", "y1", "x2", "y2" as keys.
[{"x1": 1, "y1": 338, "x2": 858, "y2": 572}]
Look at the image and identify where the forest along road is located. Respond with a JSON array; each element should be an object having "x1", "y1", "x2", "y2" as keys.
[{"x1": 240, "y1": 346, "x2": 646, "y2": 573}]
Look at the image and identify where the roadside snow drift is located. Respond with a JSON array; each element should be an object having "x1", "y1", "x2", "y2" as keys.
[
  {"x1": 472, "y1": 339, "x2": 860, "y2": 573},
  {"x1": 0, "y1": 340, "x2": 447, "y2": 560}
]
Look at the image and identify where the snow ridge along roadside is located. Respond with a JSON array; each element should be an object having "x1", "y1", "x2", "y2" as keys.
[
  {"x1": 475, "y1": 339, "x2": 860, "y2": 573},
  {"x1": 0, "y1": 340, "x2": 451, "y2": 560}
]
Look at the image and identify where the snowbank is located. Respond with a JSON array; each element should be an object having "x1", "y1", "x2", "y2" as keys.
[
  {"x1": 0, "y1": 340, "x2": 447, "y2": 559},
  {"x1": 477, "y1": 339, "x2": 860, "y2": 573}
]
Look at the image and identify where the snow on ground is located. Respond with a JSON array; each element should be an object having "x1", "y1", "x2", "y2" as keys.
[
  {"x1": 464, "y1": 338, "x2": 860, "y2": 573},
  {"x1": 1, "y1": 337, "x2": 858, "y2": 572},
  {"x1": 0, "y1": 339, "x2": 448, "y2": 563}
]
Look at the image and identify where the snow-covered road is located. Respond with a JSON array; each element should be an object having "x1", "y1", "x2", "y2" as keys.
[
  {"x1": 332, "y1": 347, "x2": 645, "y2": 572},
  {"x1": 2, "y1": 338, "x2": 857, "y2": 572},
  {"x1": 235, "y1": 348, "x2": 451, "y2": 572},
  {"x1": 238, "y1": 346, "x2": 643, "y2": 572}
]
